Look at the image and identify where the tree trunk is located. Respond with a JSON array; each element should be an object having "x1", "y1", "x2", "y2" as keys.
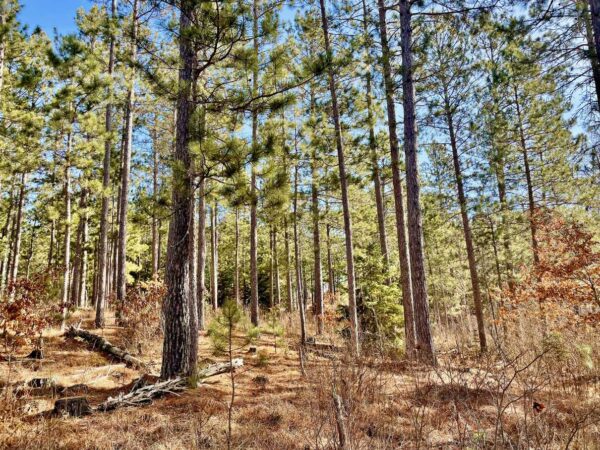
[
  {"x1": 160, "y1": 0, "x2": 198, "y2": 379},
  {"x1": 25, "y1": 226, "x2": 35, "y2": 280},
  {"x1": 116, "y1": 0, "x2": 138, "y2": 316},
  {"x1": 210, "y1": 202, "x2": 218, "y2": 310},
  {"x1": 9, "y1": 172, "x2": 26, "y2": 285},
  {"x1": 250, "y1": 0, "x2": 260, "y2": 326},
  {"x1": 71, "y1": 188, "x2": 89, "y2": 308},
  {"x1": 398, "y1": 0, "x2": 434, "y2": 364},
  {"x1": 95, "y1": 0, "x2": 117, "y2": 328},
  {"x1": 326, "y1": 221, "x2": 335, "y2": 297},
  {"x1": 47, "y1": 218, "x2": 55, "y2": 269},
  {"x1": 376, "y1": 0, "x2": 416, "y2": 356},
  {"x1": 362, "y1": 0, "x2": 389, "y2": 268},
  {"x1": 284, "y1": 217, "x2": 293, "y2": 311},
  {"x1": 513, "y1": 86, "x2": 539, "y2": 265},
  {"x1": 318, "y1": 0, "x2": 359, "y2": 354},
  {"x1": 293, "y1": 145, "x2": 306, "y2": 344},
  {"x1": 197, "y1": 176, "x2": 207, "y2": 330},
  {"x1": 109, "y1": 192, "x2": 118, "y2": 300},
  {"x1": 61, "y1": 134, "x2": 73, "y2": 331},
  {"x1": 79, "y1": 205, "x2": 89, "y2": 308},
  {"x1": 270, "y1": 226, "x2": 275, "y2": 308},
  {"x1": 0, "y1": 1, "x2": 7, "y2": 94},
  {"x1": 189, "y1": 177, "x2": 197, "y2": 325},
  {"x1": 234, "y1": 207, "x2": 240, "y2": 304},
  {"x1": 311, "y1": 144, "x2": 324, "y2": 334},
  {"x1": 70, "y1": 207, "x2": 83, "y2": 307},
  {"x1": 588, "y1": 0, "x2": 600, "y2": 109},
  {"x1": 494, "y1": 153, "x2": 514, "y2": 287},
  {"x1": 273, "y1": 226, "x2": 280, "y2": 306},
  {"x1": 151, "y1": 120, "x2": 160, "y2": 279},
  {"x1": 443, "y1": 89, "x2": 487, "y2": 353}
]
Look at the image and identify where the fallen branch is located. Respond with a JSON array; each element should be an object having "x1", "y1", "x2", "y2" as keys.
[
  {"x1": 65, "y1": 326, "x2": 147, "y2": 371},
  {"x1": 95, "y1": 358, "x2": 244, "y2": 412}
]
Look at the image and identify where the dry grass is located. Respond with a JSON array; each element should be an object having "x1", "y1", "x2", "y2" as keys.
[{"x1": 0, "y1": 308, "x2": 598, "y2": 449}]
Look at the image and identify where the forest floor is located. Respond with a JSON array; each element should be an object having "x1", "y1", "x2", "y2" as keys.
[{"x1": 0, "y1": 310, "x2": 599, "y2": 449}]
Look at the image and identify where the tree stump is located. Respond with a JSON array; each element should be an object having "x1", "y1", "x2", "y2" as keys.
[
  {"x1": 27, "y1": 378, "x2": 55, "y2": 389},
  {"x1": 26, "y1": 349, "x2": 44, "y2": 360},
  {"x1": 53, "y1": 397, "x2": 92, "y2": 417}
]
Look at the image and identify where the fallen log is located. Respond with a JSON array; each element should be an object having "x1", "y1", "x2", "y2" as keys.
[
  {"x1": 65, "y1": 326, "x2": 147, "y2": 371},
  {"x1": 96, "y1": 358, "x2": 243, "y2": 412}
]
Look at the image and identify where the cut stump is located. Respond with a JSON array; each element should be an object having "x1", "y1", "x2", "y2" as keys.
[{"x1": 53, "y1": 397, "x2": 92, "y2": 417}]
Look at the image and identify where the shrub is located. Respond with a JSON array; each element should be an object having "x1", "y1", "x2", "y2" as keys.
[
  {"x1": 499, "y1": 210, "x2": 600, "y2": 331},
  {"x1": 0, "y1": 273, "x2": 59, "y2": 354},
  {"x1": 120, "y1": 280, "x2": 166, "y2": 344}
]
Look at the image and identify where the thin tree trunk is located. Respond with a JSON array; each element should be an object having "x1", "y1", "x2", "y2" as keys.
[
  {"x1": 376, "y1": 0, "x2": 416, "y2": 356},
  {"x1": 116, "y1": 0, "x2": 139, "y2": 316},
  {"x1": 443, "y1": 90, "x2": 487, "y2": 353},
  {"x1": 234, "y1": 207, "x2": 240, "y2": 304},
  {"x1": 71, "y1": 188, "x2": 89, "y2": 307},
  {"x1": 70, "y1": 209, "x2": 83, "y2": 307},
  {"x1": 495, "y1": 154, "x2": 514, "y2": 287},
  {"x1": 25, "y1": 227, "x2": 36, "y2": 280},
  {"x1": 210, "y1": 202, "x2": 218, "y2": 310},
  {"x1": 399, "y1": 0, "x2": 434, "y2": 364},
  {"x1": 161, "y1": 0, "x2": 198, "y2": 379},
  {"x1": 151, "y1": 120, "x2": 160, "y2": 279},
  {"x1": 9, "y1": 172, "x2": 26, "y2": 285},
  {"x1": 513, "y1": 86, "x2": 539, "y2": 265},
  {"x1": 311, "y1": 144, "x2": 324, "y2": 334},
  {"x1": 109, "y1": 192, "x2": 118, "y2": 300},
  {"x1": 362, "y1": 0, "x2": 389, "y2": 268},
  {"x1": 92, "y1": 239, "x2": 99, "y2": 309},
  {"x1": 326, "y1": 221, "x2": 335, "y2": 297},
  {"x1": 61, "y1": 134, "x2": 73, "y2": 330},
  {"x1": 318, "y1": 0, "x2": 359, "y2": 354},
  {"x1": 293, "y1": 143, "x2": 306, "y2": 344},
  {"x1": 95, "y1": 0, "x2": 117, "y2": 328},
  {"x1": 487, "y1": 217, "x2": 503, "y2": 290},
  {"x1": 273, "y1": 226, "x2": 281, "y2": 306},
  {"x1": 47, "y1": 218, "x2": 55, "y2": 269},
  {"x1": 284, "y1": 217, "x2": 293, "y2": 311},
  {"x1": 197, "y1": 176, "x2": 207, "y2": 330},
  {"x1": 5, "y1": 181, "x2": 18, "y2": 285},
  {"x1": 270, "y1": 226, "x2": 275, "y2": 308},
  {"x1": 79, "y1": 202, "x2": 89, "y2": 308}
]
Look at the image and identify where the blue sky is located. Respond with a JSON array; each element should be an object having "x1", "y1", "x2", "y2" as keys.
[{"x1": 18, "y1": 0, "x2": 83, "y2": 35}]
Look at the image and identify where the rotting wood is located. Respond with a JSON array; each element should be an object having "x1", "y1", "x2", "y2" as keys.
[
  {"x1": 65, "y1": 326, "x2": 148, "y2": 370},
  {"x1": 95, "y1": 358, "x2": 243, "y2": 412}
]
